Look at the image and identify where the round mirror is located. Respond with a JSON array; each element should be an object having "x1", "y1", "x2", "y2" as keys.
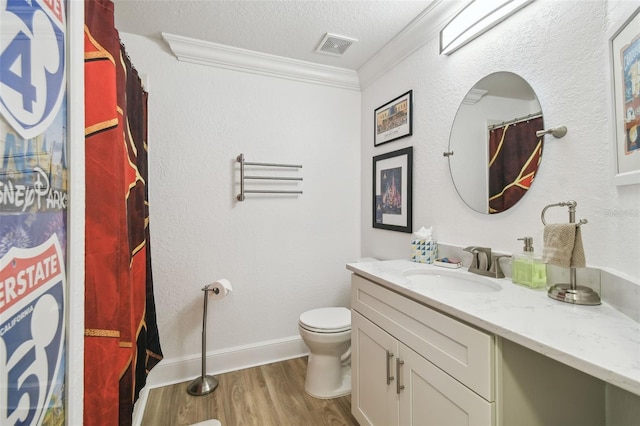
[{"x1": 448, "y1": 72, "x2": 544, "y2": 214}]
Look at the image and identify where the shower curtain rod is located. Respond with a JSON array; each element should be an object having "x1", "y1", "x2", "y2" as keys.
[{"x1": 488, "y1": 111, "x2": 542, "y2": 130}]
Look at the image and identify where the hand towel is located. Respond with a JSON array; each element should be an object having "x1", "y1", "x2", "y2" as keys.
[{"x1": 542, "y1": 223, "x2": 586, "y2": 268}]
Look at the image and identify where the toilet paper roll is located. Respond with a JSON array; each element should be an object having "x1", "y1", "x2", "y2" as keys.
[{"x1": 207, "y1": 279, "x2": 232, "y2": 300}]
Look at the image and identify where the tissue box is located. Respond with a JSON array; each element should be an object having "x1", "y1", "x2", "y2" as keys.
[{"x1": 411, "y1": 239, "x2": 437, "y2": 264}]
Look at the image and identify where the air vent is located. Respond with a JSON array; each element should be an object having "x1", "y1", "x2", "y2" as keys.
[{"x1": 315, "y1": 33, "x2": 357, "y2": 56}]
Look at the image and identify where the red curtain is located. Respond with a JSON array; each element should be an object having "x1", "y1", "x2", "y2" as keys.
[
  {"x1": 488, "y1": 116, "x2": 543, "y2": 214},
  {"x1": 84, "y1": 1, "x2": 162, "y2": 424}
]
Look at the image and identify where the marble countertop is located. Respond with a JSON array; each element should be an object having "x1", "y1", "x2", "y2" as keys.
[{"x1": 346, "y1": 259, "x2": 640, "y2": 397}]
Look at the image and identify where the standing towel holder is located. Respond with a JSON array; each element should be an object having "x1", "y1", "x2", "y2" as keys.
[{"x1": 541, "y1": 200, "x2": 601, "y2": 305}]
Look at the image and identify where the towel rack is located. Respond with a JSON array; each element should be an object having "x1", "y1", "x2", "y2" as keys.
[
  {"x1": 540, "y1": 200, "x2": 587, "y2": 227},
  {"x1": 236, "y1": 153, "x2": 303, "y2": 201},
  {"x1": 541, "y1": 200, "x2": 600, "y2": 306}
]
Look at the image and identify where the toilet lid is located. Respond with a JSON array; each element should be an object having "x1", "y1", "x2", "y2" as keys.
[{"x1": 299, "y1": 307, "x2": 351, "y2": 333}]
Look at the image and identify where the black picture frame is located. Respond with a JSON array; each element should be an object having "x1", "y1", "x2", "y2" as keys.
[
  {"x1": 373, "y1": 147, "x2": 413, "y2": 233},
  {"x1": 374, "y1": 90, "x2": 413, "y2": 146}
]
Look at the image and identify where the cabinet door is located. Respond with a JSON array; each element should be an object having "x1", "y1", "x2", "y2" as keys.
[
  {"x1": 352, "y1": 274, "x2": 494, "y2": 400},
  {"x1": 352, "y1": 311, "x2": 399, "y2": 426},
  {"x1": 398, "y1": 343, "x2": 494, "y2": 426}
]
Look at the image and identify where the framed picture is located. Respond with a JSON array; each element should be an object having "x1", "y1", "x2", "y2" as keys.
[
  {"x1": 373, "y1": 147, "x2": 413, "y2": 233},
  {"x1": 610, "y1": 5, "x2": 640, "y2": 186},
  {"x1": 374, "y1": 90, "x2": 413, "y2": 146}
]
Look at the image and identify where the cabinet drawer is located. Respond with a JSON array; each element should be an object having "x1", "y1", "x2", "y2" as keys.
[{"x1": 351, "y1": 274, "x2": 495, "y2": 401}]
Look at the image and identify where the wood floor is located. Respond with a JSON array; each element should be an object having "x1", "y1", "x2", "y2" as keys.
[{"x1": 141, "y1": 357, "x2": 359, "y2": 426}]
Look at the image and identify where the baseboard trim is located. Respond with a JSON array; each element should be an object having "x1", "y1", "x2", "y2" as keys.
[
  {"x1": 133, "y1": 335, "x2": 308, "y2": 425},
  {"x1": 150, "y1": 335, "x2": 308, "y2": 388}
]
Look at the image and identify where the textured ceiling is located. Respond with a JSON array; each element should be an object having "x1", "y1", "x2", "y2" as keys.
[{"x1": 113, "y1": 0, "x2": 435, "y2": 70}]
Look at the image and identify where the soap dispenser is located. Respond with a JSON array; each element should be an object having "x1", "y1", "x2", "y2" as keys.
[{"x1": 512, "y1": 237, "x2": 547, "y2": 289}]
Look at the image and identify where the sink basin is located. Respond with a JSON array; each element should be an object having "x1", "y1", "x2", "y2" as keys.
[{"x1": 402, "y1": 268, "x2": 502, "y2": 293}]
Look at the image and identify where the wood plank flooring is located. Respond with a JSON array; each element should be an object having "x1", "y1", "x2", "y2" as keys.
[{"x1": 141, "y1": 357, "x2": 358, "y2": 426}]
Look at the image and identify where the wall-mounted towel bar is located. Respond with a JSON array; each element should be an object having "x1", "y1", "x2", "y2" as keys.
[{"x1": 236, "y1": 153, "x2": 303, "y2": 201}]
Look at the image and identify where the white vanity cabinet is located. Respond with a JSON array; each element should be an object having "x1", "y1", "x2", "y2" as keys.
[
  {"x1": 351, "y1": 274, "x2": 495, "y2": 426},
  {"x1": 351, "y1": 311, "x2": 398, "y2": 425},
  {"x1": 348, "y1": 261, "x2": 636, "y2": 425}
]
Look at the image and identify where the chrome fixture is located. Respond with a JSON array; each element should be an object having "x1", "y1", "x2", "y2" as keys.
[
  {"x1": 464, "y1": 246, "x2": 510, "y2": 279},
  {"x1": 188, "y1": 284, "x2": 221, "y2": 396},
  {"x1": 236, "y1": 153, "x2": 303, "y2": 201},
  {"x1": 490, "y1": 254, "x2": 511, "y2": 279},
  {"x1": 536, "y1": 125, "x2": 567, "y2": 139},
  {"x1": 541, "y1": 200, "x2": 587, "y2": 227},
  {"x1": 464, "y1": 246, "x2": 491, "y2": 276},
  {"x1": 541, "y1": 200, "x2": 601, "y2": 306}
]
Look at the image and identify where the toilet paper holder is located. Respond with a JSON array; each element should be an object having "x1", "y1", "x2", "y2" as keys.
[{"x1": 187, "y1": 282, "x2": 231, "y2": 396}]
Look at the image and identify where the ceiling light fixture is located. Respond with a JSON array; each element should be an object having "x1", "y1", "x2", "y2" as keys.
[{"x1": 440, "y1": 0, "x2": 535, "y2": 55}]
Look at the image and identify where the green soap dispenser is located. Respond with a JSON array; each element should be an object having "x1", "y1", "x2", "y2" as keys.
[{"x1": 512, "y1": 237, "x2": 547, "y2": 289}]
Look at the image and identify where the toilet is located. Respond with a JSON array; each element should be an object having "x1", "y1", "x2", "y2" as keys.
[{"x1": 298, "y1": 307, "x2": 351, "y2": 399}]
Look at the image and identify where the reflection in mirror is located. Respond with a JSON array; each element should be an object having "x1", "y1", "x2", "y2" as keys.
[{"x1": 448, "y1": 72, "x2": 544, "y2": 214}]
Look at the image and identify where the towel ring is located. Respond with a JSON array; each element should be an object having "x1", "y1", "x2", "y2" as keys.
[
  {"x1": 540, "y1": 200, "x2": 588, "y2": 226},
  {"x1": 542, "y1": 200, "x2": 599, "y2": 306}
]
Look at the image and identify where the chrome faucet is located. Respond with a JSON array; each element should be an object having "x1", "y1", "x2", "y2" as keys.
[
  {"x1": 463, "y1": 246, "x2": 491, "y2": 273},
  {"x1": 463, "y1": 246, "x2": 509, "y2": 278}
]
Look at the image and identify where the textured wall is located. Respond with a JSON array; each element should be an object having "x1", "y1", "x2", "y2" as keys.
[
  {"x1": 117, "y1": 0, "x2": 639, "y2": 369},
  {"x1": 361, "y1": 0, "x2": 640, "y2": 281},
  {"x1": 119, "y1": 34, "x2": 361, "y2": 361}
]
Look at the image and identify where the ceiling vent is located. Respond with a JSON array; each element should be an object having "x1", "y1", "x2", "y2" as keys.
[{"x1": 315, "y1": 33, "x2": 357, "y2": 57}]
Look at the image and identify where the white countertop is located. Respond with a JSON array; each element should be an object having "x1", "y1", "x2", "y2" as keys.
[{"x1": 346, "y1": 259, "x2": 640, "y2": 397}]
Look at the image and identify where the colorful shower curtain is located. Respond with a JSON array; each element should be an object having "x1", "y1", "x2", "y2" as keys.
[
  {"x1": 488, "y1": 116, "x2": 543, "y2": 214},
  {"x1": 84, "y1": 1, "x2": 163, "y2": 424}
]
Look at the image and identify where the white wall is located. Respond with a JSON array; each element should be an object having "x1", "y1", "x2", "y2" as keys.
[
  {"x1": 361, "y1": 0, "x2": 640, "y2": 282},
  {"x1": 119, "y1": 35, "x2": 360, "y2": 368},
  {"x1": 116, "y1": 0, "x2": 640, "y2": 390}
]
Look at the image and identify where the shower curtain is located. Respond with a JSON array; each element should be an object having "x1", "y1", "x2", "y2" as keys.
[
  {"x1": 488, "y1": 116, "x2": 543, "y2": 214},
  {"x1": 84, "y1": 1, "x2": 163, "y2": 424}
]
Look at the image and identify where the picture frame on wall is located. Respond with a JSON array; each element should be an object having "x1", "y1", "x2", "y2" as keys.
[
  {"x1": 373, "y1": 147, "x2": 413, "y2": 233},
  {"x1": 609, "y1": 5, "x2": 640, "y2": 186},
  {"x1": 374, "y1": 90, "x2": 413, "y2": 146}
]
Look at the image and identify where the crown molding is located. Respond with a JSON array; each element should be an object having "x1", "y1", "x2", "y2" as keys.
[
  {"x1": 162, "y1": 33, "x2": 360, "y2": 91},
  {"x1": 357, "y1": 0, "x2": 466, "y2": 89}
]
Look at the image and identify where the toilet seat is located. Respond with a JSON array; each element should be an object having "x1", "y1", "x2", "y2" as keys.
[{"x1": 299, "y1": 307, "x2": 351, "y2": 333}]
